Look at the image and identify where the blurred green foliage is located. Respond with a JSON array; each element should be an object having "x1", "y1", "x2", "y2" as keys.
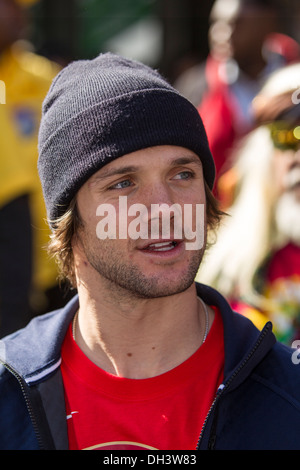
[{"x1": 77, "y1": 0, "x2": 157, "y2": 58}]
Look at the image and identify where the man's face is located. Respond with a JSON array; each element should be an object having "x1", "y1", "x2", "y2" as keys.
[
  {"x1": 229, "y1": 5, "x2": 276, "y2": 65},
  {"x1": 73, "y1": 145, "x2": 207, "y2": 299},
  {"x1": 209, "y1": 0, "x2": 277, "y2": 66}
]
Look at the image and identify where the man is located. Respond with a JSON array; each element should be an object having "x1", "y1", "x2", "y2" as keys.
[{"x1": 0, "y1": 53, "x2": 300, "y2": 451}]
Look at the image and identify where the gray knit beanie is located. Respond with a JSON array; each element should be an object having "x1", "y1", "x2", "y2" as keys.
[{"x1": 38, "y1": 52, "x2": 215, "y2": 222}]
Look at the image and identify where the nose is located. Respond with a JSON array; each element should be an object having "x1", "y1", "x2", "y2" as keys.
[
  {"x1": 140, "y1": 180, "x2": 177, "y2": 208},
  {"x1": 136, "y1": 181, "x2": 182, "y2": 239}
]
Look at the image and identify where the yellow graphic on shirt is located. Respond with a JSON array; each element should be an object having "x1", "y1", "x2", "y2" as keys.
[{"x1": 84, "y1": 441, "x2": 157, "y2": 450}]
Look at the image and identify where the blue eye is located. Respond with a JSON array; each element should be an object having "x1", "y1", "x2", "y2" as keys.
[
  {"x1": 109, "y1": 179, "x2": 132, "y2": 190},
  {"x1": 174, "y1": 171, "x2": 194, "y2": 180}
]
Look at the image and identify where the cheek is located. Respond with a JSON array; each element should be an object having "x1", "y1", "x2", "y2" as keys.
[{"x1": 184, "y1": 184, "x2": 206, "y2": 207}]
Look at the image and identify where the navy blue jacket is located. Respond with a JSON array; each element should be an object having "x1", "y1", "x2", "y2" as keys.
[{"x1": 1, "y1": 283, "x2": 300, "y2": 450}]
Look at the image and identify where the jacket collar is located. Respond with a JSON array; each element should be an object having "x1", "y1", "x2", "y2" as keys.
[
  {"x1": 0, "y1": 294, "x2": 78, "y2": 385},
  {"x1": 195, "y1": 283, "x2": 276, "y2": 389},
  {"x1": 0, "y1": 283, "x2": 276, "y2": 387}
]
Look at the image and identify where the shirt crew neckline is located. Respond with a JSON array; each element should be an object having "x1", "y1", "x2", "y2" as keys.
[{"x1": 61, "y1": 306, "x2": 224, "y2": 402}]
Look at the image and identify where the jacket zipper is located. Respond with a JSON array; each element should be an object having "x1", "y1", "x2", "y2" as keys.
[
  {"x1": 0, "y1": 360, "x2": 44, "y2": 450},
  {"x1": 196, "y1": 322, "x2": 272, "y2": 450}
]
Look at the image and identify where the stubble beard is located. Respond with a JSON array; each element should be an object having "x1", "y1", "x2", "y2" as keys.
[{"x1": 78, "y1": 229, "x2": 204, "y2": 300}]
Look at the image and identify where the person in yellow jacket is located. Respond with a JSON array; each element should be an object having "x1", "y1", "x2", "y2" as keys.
[{"x1": 0, "y1": 0, "x2": 64, "y2": 336}]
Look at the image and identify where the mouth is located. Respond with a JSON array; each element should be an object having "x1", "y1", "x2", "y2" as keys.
[
  {"x1": 142, "y1": 240, "x2": 179, "y2": 252},
  {"x1": 137, "y1": 239, "x2": 185, "y2": 256}
]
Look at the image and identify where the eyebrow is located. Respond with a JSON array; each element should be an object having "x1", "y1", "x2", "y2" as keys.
[
  {"x1": 170, "y1": 156, "x2": 202, "y2": 167},
  {"x1": 91, "y1": 165, "x2": 140, "y2": 183},
  {"x1": 91, "y1": 155, "x2": 202, "y2": 183}
]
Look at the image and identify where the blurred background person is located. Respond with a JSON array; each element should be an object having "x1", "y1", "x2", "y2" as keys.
[
  {"x1": 196, "y1": 62, "x2": 300, "y2": 345},
  {"x1": 0, "y1": 0, "x2": 65, "y2": 337},
  {"x1": 174, "y1": 0, "x2": 300, "y2": 201}
]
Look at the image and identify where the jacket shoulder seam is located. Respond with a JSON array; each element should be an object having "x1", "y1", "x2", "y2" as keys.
[{"x1": 251, "y1": 372, "x2": 300, "y2": 412}]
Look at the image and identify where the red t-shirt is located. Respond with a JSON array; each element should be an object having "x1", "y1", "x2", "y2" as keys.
[{"x1": 61, "y1": 306, "x2": 224, "y2": 450}]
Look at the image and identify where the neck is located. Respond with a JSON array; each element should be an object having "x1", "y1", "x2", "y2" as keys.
[{"x1": 73, "y1": 281, "x2": 213, "y2": 379}]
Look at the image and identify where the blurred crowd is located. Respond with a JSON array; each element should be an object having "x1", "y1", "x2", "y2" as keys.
[
  {"x1": 1, "y1": 0, "x2": 300, "y2": 346},
  {"x1": 190, "y1": 0, "x2": 300, "y2": 345}
]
